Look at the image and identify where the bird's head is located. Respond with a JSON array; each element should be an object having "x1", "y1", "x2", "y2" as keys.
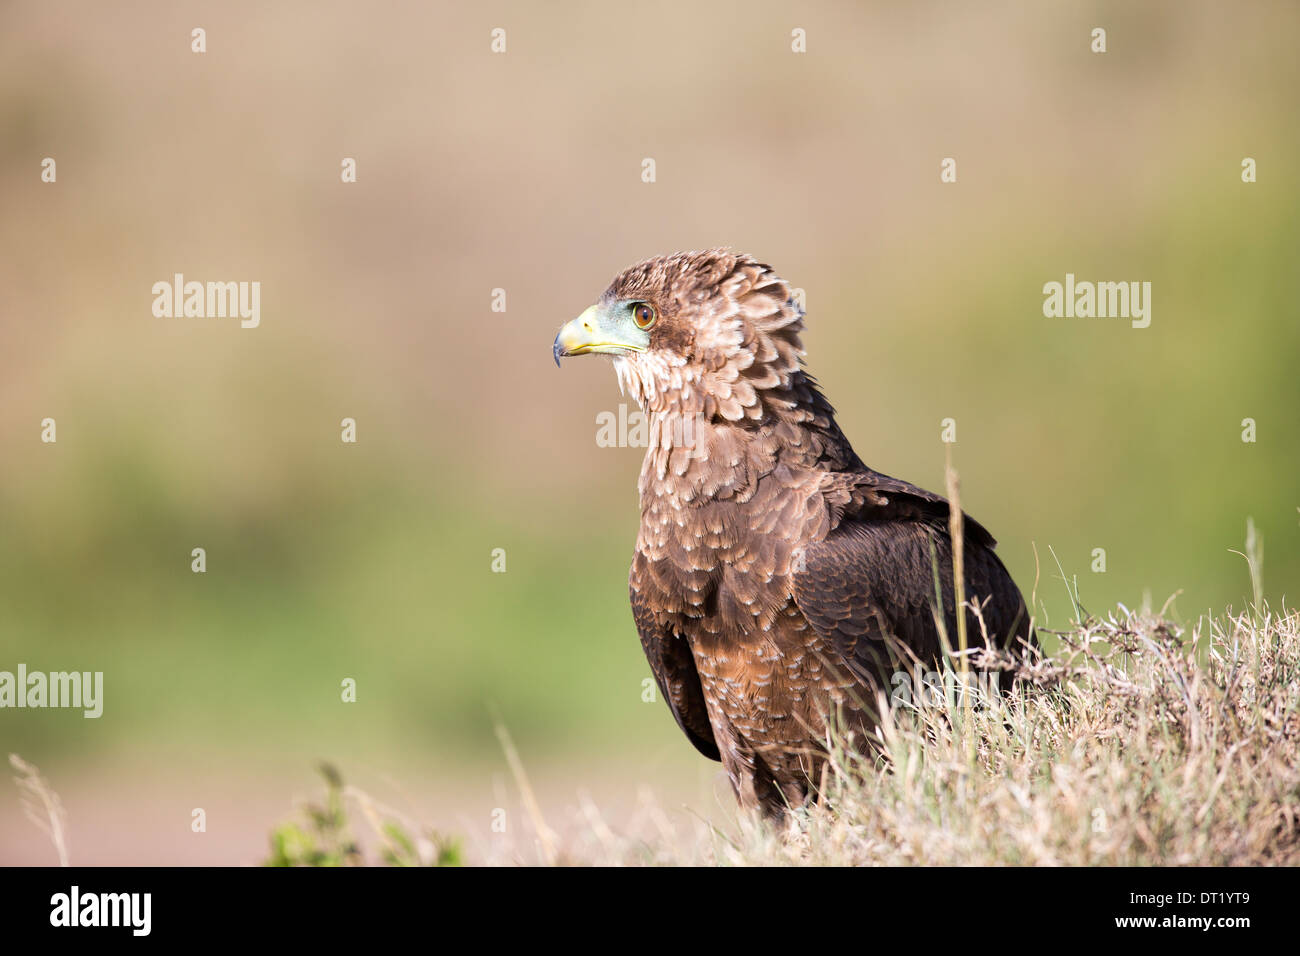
[{"x1": 553, "y1": 250, "x2": 807, "y2": 420}]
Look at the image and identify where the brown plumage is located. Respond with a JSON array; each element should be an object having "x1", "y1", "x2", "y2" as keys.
[{"x1": 554, "y1": 249, "x2": 1035, "y2": 816}]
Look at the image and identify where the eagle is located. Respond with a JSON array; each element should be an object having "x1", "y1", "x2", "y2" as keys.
[{"x1": 553, "y1": 250, "x2": 1035, "y2": 817}]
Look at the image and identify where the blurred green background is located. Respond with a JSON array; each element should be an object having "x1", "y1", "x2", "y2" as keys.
[{"x1": 1, "y1": 1, "x2": 1297, "y2": 862}]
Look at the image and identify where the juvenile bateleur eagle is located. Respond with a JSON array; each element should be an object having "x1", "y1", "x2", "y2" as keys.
[{"x1": 553, "y1": 250, "x2": 1035, "y2": 817}]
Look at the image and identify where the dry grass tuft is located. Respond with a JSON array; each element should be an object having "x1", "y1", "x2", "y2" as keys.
[
  {"x1": 9, "y1": 753, "x2": 70, "y2": 866},
  {"x1": 550, "y1": 605, "x2": 1300, "y2": 865}
]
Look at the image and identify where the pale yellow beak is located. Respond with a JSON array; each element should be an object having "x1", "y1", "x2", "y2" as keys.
[{"x1": 553, "y1": 303, "x2": 649, "y2": 367}]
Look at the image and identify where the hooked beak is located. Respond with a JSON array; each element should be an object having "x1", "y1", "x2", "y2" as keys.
[{"x1": 553, "y1": 303, "x2": 649, "y2": 368}]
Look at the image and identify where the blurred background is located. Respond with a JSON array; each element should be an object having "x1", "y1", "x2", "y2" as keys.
[{"x1": 1, "y1": 1, "x2": 1297, "y2": 863}]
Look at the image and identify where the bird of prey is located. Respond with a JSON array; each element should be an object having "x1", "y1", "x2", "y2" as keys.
[{"x1": 553, "y1": 250, "x2": 1035, "y2": 817}]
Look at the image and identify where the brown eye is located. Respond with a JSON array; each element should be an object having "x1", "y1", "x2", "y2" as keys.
[{"x1": 631, "y1": 302, "x2": 657, "y2": 330}]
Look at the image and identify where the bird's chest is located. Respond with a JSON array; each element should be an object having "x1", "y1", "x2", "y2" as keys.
[
  {"x1": 688, "y1": 599, "x2": 854, "y2": 757},
  {"x1": 636, "y1": 493, "x2": 779, "y2": 625},
  {"x1": 634, "y1": 481, "x2": 860, "y2": 759}
]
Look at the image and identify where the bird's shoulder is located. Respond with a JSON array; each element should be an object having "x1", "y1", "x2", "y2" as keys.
[{"x1": 818, "y1": 467, "x2": 997, "y2": 548}]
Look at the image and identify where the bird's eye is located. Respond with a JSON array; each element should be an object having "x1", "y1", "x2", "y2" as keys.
[{"x1": 631, "y1": 302, "x2": 657, "y2": 330}]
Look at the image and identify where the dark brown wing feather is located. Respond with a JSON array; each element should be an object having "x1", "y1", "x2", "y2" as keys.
[
  {"x1": 794, "y1": 473, "x2": 1033, "y2": 693},
  {"x1": 630, "y1": 575, "x2": 720, "y2": 761}
]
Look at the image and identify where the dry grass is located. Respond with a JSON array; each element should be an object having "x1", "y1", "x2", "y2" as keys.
[
  {"x1": 13, "y1": 607, "x2": 1299, "y2": 866},
  {"x1": 541, "y1": 605, "x2": 1300, "y2": 866},
  {"x1": 8, "y1": 753, "x2": 69, "y2": 867}
]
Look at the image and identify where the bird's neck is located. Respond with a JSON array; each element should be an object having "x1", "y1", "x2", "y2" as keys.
[{"x1": 634, "y1": 382, "x2": 857, "y2": 509}]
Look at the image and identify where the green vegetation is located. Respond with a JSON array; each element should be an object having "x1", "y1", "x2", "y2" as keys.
[{"x1": 265, "y1": 763, "x2": 462, "y2": 867}]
